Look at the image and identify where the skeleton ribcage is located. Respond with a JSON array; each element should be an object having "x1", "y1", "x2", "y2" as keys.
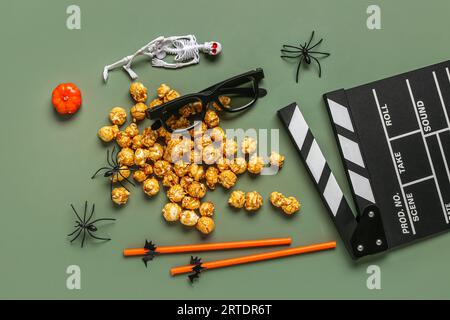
[{"x1": 165, "y1": 39, "x2": 199, "y2": 62}]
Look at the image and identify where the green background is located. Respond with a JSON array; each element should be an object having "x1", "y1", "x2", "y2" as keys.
[{"x1": 1, "y1": 0, "x2": 449, "y2": 299}]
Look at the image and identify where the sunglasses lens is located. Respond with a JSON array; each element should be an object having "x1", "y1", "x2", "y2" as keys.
[
  {"x1": 218, "y1": 77, "x2": 257, "y2": 111},
  {"x1": 164, "y1": 97, "x2": 204, "y2": 132}
]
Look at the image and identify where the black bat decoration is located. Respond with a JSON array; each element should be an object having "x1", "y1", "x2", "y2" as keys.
[
  {"x1": 142, "y1": 240, "x2": 158, "y2": 267},
  {"x1": 188, "y1": 256, "x2": 205, "y2": 283}
]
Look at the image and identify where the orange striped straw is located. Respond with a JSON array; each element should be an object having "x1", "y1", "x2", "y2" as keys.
[
  {"x1": 170, "y1": 241, "x2": 336, "y2": 276},
  {"x1": 123, "y1": 237, "x2": 292, "y2": 257}
]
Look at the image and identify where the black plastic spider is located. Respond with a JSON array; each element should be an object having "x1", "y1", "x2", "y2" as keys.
[
  {"x1": 68, "y1": 201, "x2": 116, "y2": 248},
  {"x1": 91, "y1": 146, "x2": 136, "y2": 197},
  {"x1": 281, "y1": 31, "x2": 330, "y2": 83}
]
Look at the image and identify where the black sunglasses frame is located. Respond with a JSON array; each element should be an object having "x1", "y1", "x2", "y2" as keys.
[{"x1": 147, "y1": 68, "x2": 267, "y2": 132}]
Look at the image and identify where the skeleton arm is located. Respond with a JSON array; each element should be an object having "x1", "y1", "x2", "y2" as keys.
[
  {"x1": 151, "y1": 57, "x2": 199, "y2": 69},
  {"x1": 163, "y1": 35, "x2": 197, "y2": 43}
]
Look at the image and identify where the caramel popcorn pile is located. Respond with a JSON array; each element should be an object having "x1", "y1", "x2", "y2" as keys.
[{"x1": 96, "y1": 81, "x2": 286, "y2": 234}]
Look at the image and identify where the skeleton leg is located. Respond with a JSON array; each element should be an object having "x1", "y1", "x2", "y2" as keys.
[
  {"x1": 122, "y1": 49, "x2": 158, "y2": 80},
  {"x1": 122, "y1": 64, "x2": 139, "y2": 80},
  {"x1": 103, "y1": 36, "x2": 164, "y2": 82},
  {"x1": 103, "y1": 56, "x2": 132, "y2": 82},
  {"x1": 123, "y1": 37, "x2": 166, "y2": 76},
  {"x1": 121, "y1": 50, "x2": 147, "y2": 80}
]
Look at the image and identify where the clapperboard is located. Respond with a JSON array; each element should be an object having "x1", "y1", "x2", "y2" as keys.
[{"x1": 278, "y1": 60, "x2": 450, "y2": 259}]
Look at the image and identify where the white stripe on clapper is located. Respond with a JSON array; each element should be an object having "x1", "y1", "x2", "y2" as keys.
[
  {"x1": 328, "y1": 99, "x2": 355, "y2": 132},
  {"x1": 306, "y1": 140, "x2": 326, "y2": 183},
  {"x1": 406, "y1": 79, "x2": 449, "y2": 224},
  {"x1": 348, "y1": 170, "x2": 375, "y2": 203},
  {"x1": 373, "y1": 89, "x2": 417, "y2": 234},
  {"x1": 323, "y1": 174, "x2": 344, "y2": 217},
  {"x1": 288, "y1": 106, "x2": 309, "y2": 150},
  {"x1": 338, "y1": 134, "x2": 365, "y2": 168}
]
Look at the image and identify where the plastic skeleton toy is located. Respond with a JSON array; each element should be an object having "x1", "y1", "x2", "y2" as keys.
[{"x1": 103, "y1": 35, "x2": 222, "y2": 82}]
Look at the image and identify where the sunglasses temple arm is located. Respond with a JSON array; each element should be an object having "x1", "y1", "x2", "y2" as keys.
[
  {"x1": 217, "y1": 87, "x2": 267, "y2": 98},
  {"x1": 151, "y1": 119, "x2": 163, "y2": 130}
]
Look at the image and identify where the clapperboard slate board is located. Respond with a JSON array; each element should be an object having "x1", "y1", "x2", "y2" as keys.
[{"x1": 278, "y1": 60, "x2": 450, "y2": 259}]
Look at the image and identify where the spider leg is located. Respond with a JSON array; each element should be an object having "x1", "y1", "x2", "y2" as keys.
[
  {"x1": 306, "y1": 31, "x2": 315, "y2": 49},
  {"x1": 281, "y1": 48, "x2": 302, "y2": 54},
  {"x1": 117, "y1": 179, "x2": 131, "y2": 192},
  {"x1": 308, "y1": 38, "x2": 323, "y2": 51},
  {"x1": 81, "y1": 229, "x2": 87, "y2": 248},
  {"x1": 89, "y1": 218, "x2": 116, "y2": 224},
  {"x1": 281, "y1": 54, "x2": 302, "y2": 59},
  {"x1": 118, "y1": 171, "x2": 136, "y2": 187},
  {"x1": 281, "y1": 51, "x2": 302, "y2": 56},
  {"x1": 91, "y1": 167, "x2": 110, "y2": 179},
  {"x1": 86, "y1": 203, "x2": 95, "y2": 224},
  {"x1": 118, "y1": 167, "x2": 134, "y2": 173},
  {"x1": 87, "y1": 230, "x2": 111, "y2": 242},
  {"x1": 70, "y1": 228, "x2": 83, "y2": 242},
  {"x1": 111, "y1": 147, "x2": 119, "y2": 167},
  {"x1": 106, "y1": 148, "x2": 114, "y2": 167},
  {"x1": 282, "y1": 44, "x2": 303, "y2": 50},
  {"x1": 310, "y1": 56, "x2": 323, "y2": 77},
  {"x1": 70, "y1": 204, "x2": 82, "y2": 222},
  {"x1": 83, "y1": 201, "x2": 88, "y2": 224},
  {"x1": 309, "y1": 51, "x2": 330, "y2": 56},
  {"x1": 281, "y1": 48, "x2": 302, "y2": 55},
  {"x1": 295, "y1": 57, "x2": 303, "y2": 83},
  {"x1": 68, "y1": 226, "x2": 81, "y2": 237},
  {"x1": 124, "y1": 176, "x2": 135, "y2": 187}
]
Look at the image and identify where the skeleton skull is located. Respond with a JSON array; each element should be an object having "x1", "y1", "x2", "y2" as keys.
[{"x1": 202, "y1": 42, "x2": 222, "y2": 56}]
